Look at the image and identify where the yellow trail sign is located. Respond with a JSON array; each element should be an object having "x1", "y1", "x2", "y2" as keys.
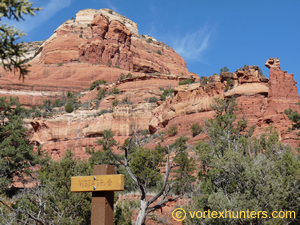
[{"x1": 71, "y1": 174, "x2": 124, "y2": 192}]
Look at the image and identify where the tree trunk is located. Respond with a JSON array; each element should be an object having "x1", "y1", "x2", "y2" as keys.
[{"x1": 135, "y1": 199, "x2": 147, "y2": 225}]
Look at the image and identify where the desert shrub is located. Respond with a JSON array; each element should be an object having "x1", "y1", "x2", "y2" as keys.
[
  {"x1": 112, "y1": 99, "x2": 119, "y2": 107},
  {"x1": 113, "y1": 201, "x2": 132, "y2": 225},
  {"x1": 97, "y1": 88, "x2": 107, "y2": 100},
  {"x1": 65, "y1": 91, "x2": 81, "y2": 110},
  {"x1": 111, "y1": 87, "x2": 120, "y2": 95},
  {"x1": 179, "y1": 78, "x2": 194, "y2": 85},
  {"x1": 53, "y1": 98, "x2": 64, "y2": 108},
  {"x1": 141, "y1": 34, "x2": 146, "y2": 38},
  {"x1": 126, "y1": 73, "x2": 132, "y2": 78},
  {"x1": 149, "y1": 96, "x2": 158, "y2": 103},
  {"x1": 90, "y1": 80, "x2": 107, "y2": 90},
  {"x1": 141, "y1": 129, "x2": 150, "y2": 136},
  {"x1": 65, "y1": 102, "x2": 74, "y2": 113},
  {"x1": 108, "y1": 9, "x2": 113, "y2": 14},
  {"x1": 87, "y1": 24, "x2": 90, "y2": 27},
  {"x1": 42, "y1": 111, "x2": 52, "y2": 118},
  {"x1": 34, "y1": 110, "x2": 42, "y2": 117},
  {"x1": 220, "y1": 66, "x2": 229, "y2": 74},
  {"x1": 224, "y1": 78, "x2": 233, "y2": 92},
  {"x1": 168, "y1": 125, "x2": 178, "y2": 136},
  {"x1": 224, "y1": 85, "x2": 230, "y2": 92},
  {"x1": 79, "y1": 34, "x2": 83, "y2": 38},
  {"x1": 147, "y1": 38, "x2": 153, "y2": 43},
  {"x1": 200, "y1": 76, "x2": 209, "y2": 85},
  {"x1": 191, "y1": 123, "x2": 203, "y2": 137},
  {"x1": 121, "y1": 96, "x2": 129, "y2": 104},
  {"x1": 57, "y1": 62, "x2": 63, "y2": 67},
  {"x1": 118, "y1": 73, "x2": 125, "y2": 81},
  {"x1": 42, "y1": 99, "x2": 52, "y2": 112},
  {"x1": 226, "y1": 78, "x2": 233, "y2": 87},
  {"x1": 157, "y1": 50, "x2": 162, "y2": 55},
  {"x1": 160, "y1": 88, "x2": 174, "y2": 101}
]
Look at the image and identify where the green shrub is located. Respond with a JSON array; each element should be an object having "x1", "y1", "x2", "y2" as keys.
[
  {"x1": 106, "y1": 61, "x2": 111, "y2": 67},
  {"x1": 159, "y1": 87, "x2": 164, "y2": 91},
  {"x1": 90, "y1": 80, "x2": 107, "y2": 90},
  {"x1": 141, "y1": 129, "x2": 150, "y2": 136},
  {"x1": 65, "y1": 102, "x2": 74, "y2": 113},
  {"x1": 147, "y1": 38, "x2": 153, "y2": 43},
  {"x1": 87, "y1": 24, "x2": 90, "y2": 27},
  {"x1": 114, "y1": 201, "x2": 132, "y2": 225},
  {"x1": 119, "y1": 73, "x2": 125, "y2": 81},
  {"x1": 157, "y1": 50, "x2": 162, "y2": 55},
  {"x1": 42, "y1": 99, "x2": 52, "y2": 112},
  {"x1": 97, "y1": 88, "x2": 107, "y2": 100},
  {"x1": 167, "y1": 125, "x2": 178, "y2": 136},
  {"x1": 141, "y1": 35, "x2": 146, "y2": 38},
  {"x1": 149, "y1": 96, "x2": 158, "y2": 103},
  {"x1": 108, "y1": 9, "x2": 113, "y2": 14},
  {"x1": 57, "y1": 62, "x2": 63, "y2": 67},
  {"x1": 160, "y1": 88, "x2": 174, "y2": 101},
  {"x1": 112, "y1": 99, "x2": 119, "y2": 106},
  {"x1": 111, "y1": 87, "x2": 120, "y2": 95},
  {"x1": 200, "y1": 76, "x2": 209, "y2": 85},
  {"x1": 34, "y1": 110, "x2": 42, "y2": 117},
  {"x1": 79, "y1": 34, "x2": 83, "y2": 38},
  {"x1": 179, "y1": 78, "x2": 194, "y2": 85},
  {"x1": 122, "y1": 96, "x2": 130, "y2": 104},
  {"x1": 220, "y1": 66, "x2": 229, "y2": 74},
  {"x1": 191, "y1": 123, "x2": 203, "y2": 137},
  {"x1": 53, "y1": 98, "x2": 64, "y2": 107},
  {"x1": 226, "y1": 78, "x2": 233, "y2": 87},
  {"x1": 224, "y1": 85, "x2": 230, "y2": 92},
  {"x1": 126, "y1": 73, "x2": 132, "y2": 78},
  {"x1": 97, "y1": 109, "x2": 113, "y2": 116}
]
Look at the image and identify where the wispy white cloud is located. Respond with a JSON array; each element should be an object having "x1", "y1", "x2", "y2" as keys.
[
  {"x1": 171, "y1": 25, "x2": 215, "y2": 62},
  {"x1": 2, "y1": 0, "x2": 72, "y2": 34},
  {"x1": 104, "y1": 0, "x2": 118, "y2": 13}
]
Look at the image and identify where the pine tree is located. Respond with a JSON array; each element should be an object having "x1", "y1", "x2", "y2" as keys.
[
  {"x1": 186, "y1": 97, "x2": 300, "y2": 224},
  {"x1": 0, "y1": 0, "x2": 41, "y2": 80},
  {"x1": 0, "y1": 97, "x2": 43, "y2": 193}
]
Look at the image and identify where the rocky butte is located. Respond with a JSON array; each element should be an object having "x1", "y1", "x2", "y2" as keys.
[{"x1": 0, "y1": 9, "x2": 299, "y2": 159}]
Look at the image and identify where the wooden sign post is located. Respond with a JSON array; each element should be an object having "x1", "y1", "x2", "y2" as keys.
[{"x1": 71, "y1": 165, "x2": 124, "y2": 225}]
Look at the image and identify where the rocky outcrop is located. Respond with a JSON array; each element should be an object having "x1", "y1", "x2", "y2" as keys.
[
  {"x1": 225, "y1": 83, "x2": 269, "y2": 97},
  {"x1": 256, "y1": 58, "x2": 300, "y2": 142},
  {"x1": 78, "y1": 15, "x2": 133, "y2": 71},
  {"x1": 265, "y1": 57, "x2": 280, "y2": 69},
  {"x1": 0, "y1": 8, "x2": 190, "y2": 107},
  {"x1": 148, "y1": 59, "x2": 300, "y2": 149}
]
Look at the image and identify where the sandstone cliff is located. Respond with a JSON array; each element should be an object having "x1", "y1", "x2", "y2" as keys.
[
  {"x1": 0, "y1": 8, "x2": 299, "y2": 159},
  {"x1": 0, "y1": 8, "x2": 190, "y2": 107}
]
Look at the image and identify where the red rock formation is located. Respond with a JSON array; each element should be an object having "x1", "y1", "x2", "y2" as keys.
[{"x1": 0, "y1": 9, "x2": 190, "y2": 107}]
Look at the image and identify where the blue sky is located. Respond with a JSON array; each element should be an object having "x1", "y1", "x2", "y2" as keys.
[{"x1": 4, "y1": 0, "x2": 300, "y2": 89}]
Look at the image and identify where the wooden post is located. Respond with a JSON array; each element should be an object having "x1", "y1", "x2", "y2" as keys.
[
  {"x1": 71, "y1": 165, "x2": 124, "y2": 225},
  {"x1": 91, "y1": 165, "x2": 114, "y2": 225}
]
